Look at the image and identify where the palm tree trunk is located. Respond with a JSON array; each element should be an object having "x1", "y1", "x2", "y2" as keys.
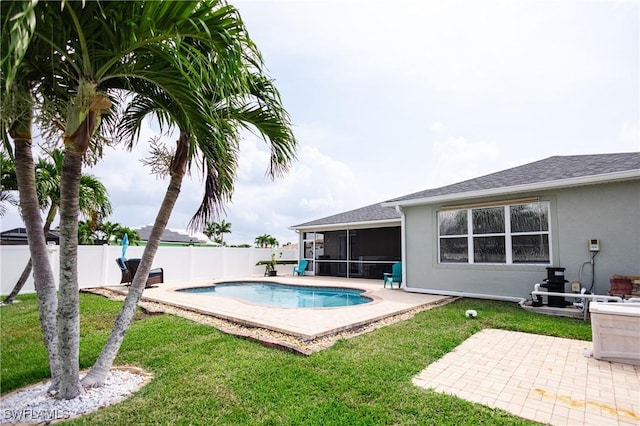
[
  {"x1": 56, "y1": 150, "x2": 83, "y2": 399},
  {"x1": 82, "y1": 132, "x2": 189, "y2": 388},
  {"x1": 13, "y1": 136, "x2": 61, "y2": 392},
  {"x1": 3, "y1": 258, "x2": 32, "y2": 304},
  {"x1": 54, "y1": 81, "x2": 110, "y2": 399},
  {"x1": 4, "y1": 207, "x2": 57, "y2": 304}
]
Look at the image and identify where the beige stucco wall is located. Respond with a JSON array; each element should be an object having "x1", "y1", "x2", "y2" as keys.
[{"x1": 403, "y1": 180, "x2": 640, "y2": 300}]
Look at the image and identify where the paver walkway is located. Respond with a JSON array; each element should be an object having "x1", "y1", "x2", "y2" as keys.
[{"x1": 412, "y1": 329, "x2": 640, "y2": 425}]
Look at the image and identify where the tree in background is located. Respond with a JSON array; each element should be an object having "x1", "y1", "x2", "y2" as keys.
[
  {"x1": 114, "y1": 226, "x2": 141, "y2": 246},
  {"x1": 204, "y1": 219, "x2": 232, "y2": 245},
  {"x1": 77, "y1": 220, "x2": 97, "y2": 245},
  {"x1": 0, "y1": 150, "x2": 18, "y2": 215},
  {"x1": 255, "y1": 234, "x2": 279, "y2": 248},
  {"x1": 94, "y1": 221, "x2": 120, "y2": 245},
  {"x1": 3, "y1": 149, "x2": 111, "y2": 304},
  {"x1": 203, "y1": 221, "x2": 217, "y2": 243},
  {"x1": 76, "y1": 221, "x2": 141, "y2": 246}
]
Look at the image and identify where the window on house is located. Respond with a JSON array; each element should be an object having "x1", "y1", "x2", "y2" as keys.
[{"x1": 438, "y1": 201, "x2": 550, "y2": 264}]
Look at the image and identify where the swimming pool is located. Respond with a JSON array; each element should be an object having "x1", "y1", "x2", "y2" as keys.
[{"x1": 177, "y1": 282, "x2": 373, "y2": 308}]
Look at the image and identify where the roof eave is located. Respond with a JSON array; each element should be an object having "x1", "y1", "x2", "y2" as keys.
[
  {"x1": 382, "y1": 170, "x2": 640, "y2": 208},
  {"x1": 289, "y1": 218, "x2": 400, "y2": 231}
]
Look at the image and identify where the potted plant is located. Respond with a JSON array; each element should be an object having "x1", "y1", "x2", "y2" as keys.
[{"x1": 265, "y1": 252, "x2": 279, "y2": 276}]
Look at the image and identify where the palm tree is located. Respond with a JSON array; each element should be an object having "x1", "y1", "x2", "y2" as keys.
[
  {"x1": 95, "y1": 221, "x2": 120, "y2": 245},
  {"x1": 2, "y1": 0, "x2": 179, "y2": 397},
  {"x1": 203, "y1": 221, "x2": 218, "y2": 243},
  {"x1": 255, "y1": 233, "x2": 279, "y2": 248},
  {"x1": 79, "y1": 1, "x2": 295, "y2": 389},
  {"x1": 114, "y1": 227, "x2": 141, "y2": 246},
  {"x1": 3, "y1": 0, "x2": 297, "y2": 395},
  {"x1": 3, "y1": 95, "x2": 61, "y2": 390},
  {"x1": 204, "y1": 220, "x2": 232, "y2": 245},
  {"x1": 255, "y1": 234, "x2": 268, "y2": 248},
  {"x1": 0, "y1": 191, "x2": 18, "y2": 216},
  {"x1": 3, "y1": 149, "x2": 111, "y2": 304},
  {"x1": 1, "y1": 1, "x2": 62, "y2": 390},
  {"x1": 215, "y1": 220, "x2": 232, "y2": 246},
  {"x1": 32, "y1": 1, "x2": 249, "y2": 396},
  {"x1": 77, "y1": 220, "x2": 96, "y2": 245},
  {"x1": 0, "y1": 150, "x2": 18, "y2": 215},
  {"x1": 80, "y1": 3, "x2": 297, "y2": 389}
]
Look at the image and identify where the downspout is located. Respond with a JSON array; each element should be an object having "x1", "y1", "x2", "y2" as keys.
[
  {"x1": 344, "y1": 225, "x2": 348, "y2": 278},
  {"x1": 396, "y1": 205, "x2": 527, "y2": 304},
  {"x1": 396, "y1": 205, "x2": 406, "y2": 289}
]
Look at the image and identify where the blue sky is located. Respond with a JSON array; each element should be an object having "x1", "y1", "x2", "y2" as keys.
[{"x1": 2, "y1": 0, "x2": 638, "y2": 246}]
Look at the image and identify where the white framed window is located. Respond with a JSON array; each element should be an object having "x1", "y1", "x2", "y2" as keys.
[{"x1": 438, "y1": 201, "x2": 551, "y2": 265}]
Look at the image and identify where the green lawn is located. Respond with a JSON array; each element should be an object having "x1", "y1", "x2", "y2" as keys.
[{"x1": 1, "y1": 293, "x2": 592, "y2": 425}]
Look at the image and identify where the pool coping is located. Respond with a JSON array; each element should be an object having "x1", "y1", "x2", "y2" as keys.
[
  {"x1": 87, "y1": 276, "x2": 454, "y2": 353},
  {"x1": 175, "y1": 280, "x2": 379, "y2": 308}
]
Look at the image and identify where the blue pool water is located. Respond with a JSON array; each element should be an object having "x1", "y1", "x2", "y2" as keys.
[{"x1": 177, "y1": 282, "x2": 372, "y2": 308}]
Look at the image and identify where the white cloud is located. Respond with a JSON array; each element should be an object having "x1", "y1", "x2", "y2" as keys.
[
  {"x1": 3, "y1": 0, "x2": 637, "y2": 249},
  {"x1": 222, "y1": 131, "x2": 364, "y2": 244},
  {"x1": 619, "y1": 122, "x2": 640, "y2": 151},
  {"x1": 429, "y1": 123, "x2": 503, "y2": 187},
  {"x1": 430, "y1": 121, "x2": 446, "y2": 135},
  {"x1": 241, "y1": 1, "x2": 635, "y2": 98},
  {"x1": 88, "y1": 119, "x2": 176, "y2": 225}
]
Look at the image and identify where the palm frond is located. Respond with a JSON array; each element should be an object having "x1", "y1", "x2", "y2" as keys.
[{"x1": 0, "y1": 190, "x2": 19, "y2": 216}]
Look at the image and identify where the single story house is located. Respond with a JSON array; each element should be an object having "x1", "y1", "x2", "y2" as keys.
[
  {"x1": 291, "y1": 153, "x2": 640, "y2": 301},
  {"x1": 0, "y1": 227, "x2": 60, "y2": 245},
  {"x1": 136, "y1": 225, "x2": 206, "y2": 246}
]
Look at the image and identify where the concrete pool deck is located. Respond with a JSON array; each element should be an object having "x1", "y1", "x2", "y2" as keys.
[{"x1": 100, "y1": 276, "x2": 453, "y2": 340}]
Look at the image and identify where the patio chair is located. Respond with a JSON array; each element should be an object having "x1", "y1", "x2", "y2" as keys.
[
  {"x1": 293, "y1": 259, "x2": 308, "y2": 276},
  {"x1": 383, "y1": 262, "x2": 402, "y2": 289},
  {"x1": 122, "y1": 258, "x2": 164, "y2": 288},
  {"x1": 116, "y1": 258, "x2": 132, "y2": 284}
]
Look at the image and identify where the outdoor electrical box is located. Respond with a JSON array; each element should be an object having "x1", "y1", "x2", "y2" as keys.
[{"x1": 589, "y1": 239, "x2": 600, "y2": 252}]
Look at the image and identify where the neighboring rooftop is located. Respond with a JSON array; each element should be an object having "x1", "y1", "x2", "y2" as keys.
[
  {"x1": 0, "y1": 227, "x2": 60, "y2": 245},
  {"x1": 292, "y1": 153, "x2": 640, "y2": 229},
  {"x1": 136, "y1": 225, "x2": 206, "y2": 244}
]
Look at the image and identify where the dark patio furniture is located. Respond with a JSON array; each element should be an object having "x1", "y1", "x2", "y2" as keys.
[{"x1": 116, "y1": 258, "x2": 164, "y2": 287}]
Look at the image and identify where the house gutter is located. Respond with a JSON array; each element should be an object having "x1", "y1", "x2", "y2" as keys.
[{"x1": 289, "y1": 218, "x2": 400, "y2": 232}]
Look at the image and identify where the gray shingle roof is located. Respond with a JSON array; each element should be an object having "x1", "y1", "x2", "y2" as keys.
[
  {"x1": 0, "y1": 227, "x2": 60, "y2": 244},
  {"x1": 136, "y1": 226, "x2": 206, "y2": 244},
  {"x1": 388, "y1": 152, "x2": 640, "y2": 203},
  {"x1": 292, "y1": 202, "x2": 401, "y2": 228},
  {"x1": 292, "y1": 153, "x2": 640, "y2": 229}
]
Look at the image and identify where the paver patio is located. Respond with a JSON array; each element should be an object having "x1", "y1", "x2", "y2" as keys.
[{"x1": 412, "y1": 328, "x2": 640, "y2": 425}]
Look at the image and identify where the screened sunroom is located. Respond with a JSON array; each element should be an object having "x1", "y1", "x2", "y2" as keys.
[{"x1": 290, "y1": 203, "x2": 401, "y2": 279}]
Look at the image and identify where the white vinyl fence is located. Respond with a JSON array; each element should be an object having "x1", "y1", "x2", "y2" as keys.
[{"x1": 0, "y1": 245, "x2": 297, "y2": 296}]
